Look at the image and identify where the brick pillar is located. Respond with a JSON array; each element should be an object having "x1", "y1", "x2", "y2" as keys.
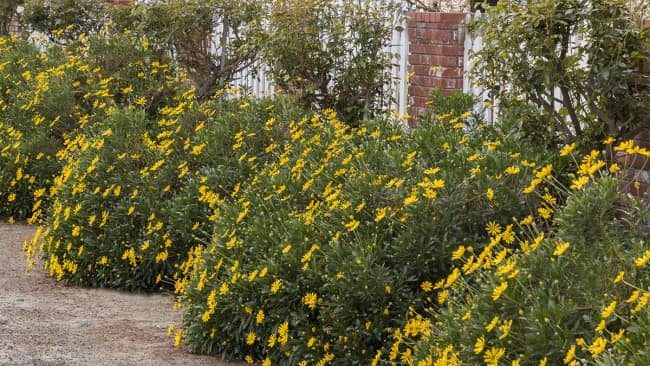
[
  {"x1": 616, "y1": 18, "x2": 650, "y2": 209},
  {"x1": 617, "y1": 128, "x2": 650, "y2": 198},
  {"x1": 406, "y1": 12, "x2": 467, "y2": 125}
]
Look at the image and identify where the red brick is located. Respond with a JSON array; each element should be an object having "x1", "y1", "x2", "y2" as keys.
[
  {"x1": 633, "y1": 127, "x2": 650, "y2": 147},
  {"x1": 619, "y1": 180, "x2": 649, "y2": 196},
  {"x1": 408, "y1": 54, "x2": 432, "y2": 65},
  {"x1": 430, "y1": 55, "x2": 460, "y2": 67},
  {"x1": 423, "y1": 29, "x2": 453, "y2": 44},
  {"x1": 616, "y1": 152, "x2": 650, "y2": 170},
  {"x1": 409, "y1": 85, "x2": 433, "y2": 98},
  {"x1": 620, "y1": 168, "x2": 650, "y2": 184},
  {"x1": 409, "y1": 96, "x2": 430, "y2": 107},
  {"x1": 410, "y1": 44, "x2": 464, "y2": 56}
]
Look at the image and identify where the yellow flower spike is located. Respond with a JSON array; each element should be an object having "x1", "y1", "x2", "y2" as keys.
[{"x1": 174, "y1": 330, "x2": 183, "y2": 347}]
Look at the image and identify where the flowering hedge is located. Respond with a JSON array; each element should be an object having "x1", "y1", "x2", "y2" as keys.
[
  {"x1": 0, "y1": 33, "x2": 179, "y2": 222},
  {"x1": 29, "y1": 95, "x2": 303, "y2": 291},
  {"x1": 389, "y1": 144, "x2": 650, "y2": 366},
  {"x1": 175, "y1": 105, "x2": 556, "y2": 365}
]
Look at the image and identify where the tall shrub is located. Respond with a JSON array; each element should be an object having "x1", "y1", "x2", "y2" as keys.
[
  {"x1": 264, "y1": 0, "x2": 402, "y2": 124},
  {"x1": 471, "y1": 0, "x2": 649, "y2": 148}
]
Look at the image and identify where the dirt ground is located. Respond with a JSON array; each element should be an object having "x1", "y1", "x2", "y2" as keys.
[{"x1": 0, "y1": 221, "x2": 242, "y2": 366}]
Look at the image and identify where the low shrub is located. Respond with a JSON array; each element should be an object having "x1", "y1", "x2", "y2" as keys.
[
  {"x1": 395, "y1": 146, "x2": 649, "y2": 366},
  {"x1": 31, "y1": 95, "x2": 304, "y2": 291},
  {"x1": 176, "y1": 104, "x2": 556, "y2": 364}
]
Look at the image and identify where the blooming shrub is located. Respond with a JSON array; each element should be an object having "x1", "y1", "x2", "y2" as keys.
[
  {"x1": 0, "y1": 37, "x2": 81, "y2": 220},
  {"x1": 391, "y1": 144, "x2": 650, "y2": 366},
  {"x1": 30, "y1": 95, "x2": 302, "y2": 290},
  {"x1": 176, "y1": 105, "x2": 556, "y2": 364},
  {"x1": 0, "y1": 31, "x2": 181, "y2": 222}
]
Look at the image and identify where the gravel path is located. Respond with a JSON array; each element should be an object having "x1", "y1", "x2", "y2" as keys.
[{"x1": 0, "y1": 221, "x2": 240, "y2": 366}]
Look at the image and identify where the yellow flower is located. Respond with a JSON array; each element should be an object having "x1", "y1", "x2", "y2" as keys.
[
  {"x1": 559, "y1": 143, "x2": 576, "y2": 156},
  {"x1": 302, "y1": 292, "x2": 318, "y2": 310},
  {"x1": 625, "y1": 290, "x2": 640, "y2": 304},
  {"x1": 486, "y1": 316, "x2": 499, "y2": 332},
  {"x1": 563, "y1": 344, "x2": 575, "y2": 364},
  {"x1": 601, "y1": 300, "x2": 616, "y2": 319},
  {"x1": 610, "y1": 328, "x2": 625, "y2": 343},
  {"x1": 595, "y1": 319, "x2": 606, "y2": 332},
  {"x1": 246, "y1": 331, "x2": 256, "y2": 345},
  {"x1": 451, "y1": 245, "x2": 465, "y2": 261},
  {"x1": 613, "y1": 271, "x2": 624, "y2": 283},
  {"x1": 174, "y1": 330, "x2": 183, "y2": 347},
  {"x1": 634, "y1": 250, "x2": 650, "y2": 267},
  {"x1": 498, "y1": 319, "x2": 512, "y2": 340},
  {"x1": 420, "y1": 281, "x2": 433, "y2": 292},
  {"x1": 538, "y1": 207, "x2": 552, "y2": 219},
  {"x1": 270, "y1": 279, "x2": 282, "y2": 294},
  {"x1": 344, "y1": 219, "x2": 360, "y2": 231},
  {"x1": 483, "y1": 347, "x2": 505, "y2": 366},
  {"x1": 473, "y1": 335, "x2": 485, "y2": 354},
  {"x1": 262, "y1": 358, "x2": 272, "y2": 366},
  {"x1": 535, "y1": 164, "x2": 553, "y2": 180},
  {"x1": 374, "y1": 207, "x2": 389, "y2": 223},
  {"x1": 538, "y1": 357, "x2": 547, "y2": 366},
  {"x1": 553, "y1": 241, "x2": 570, "y2": 256},
  {"x1": 485, "y1": 221, "x2": 501, "y2": 236},
  {"x1": 519, "y1": 215, "x2": 534, "y2": 225},
  {"x1": 486, "y1": 188, "x2": 495, "y2": 201},
  {"x1": 403, "y1": 192, "x2": 419, "y2": 206},
  {"x1": 492, "y1": 282, "x2": 508, "y2": 301},
  {"x1": 505, "y1": 165, "x2": 520, "y2": 175},
  {"x1": 437, "y1": 289, "x2": 448, "y2": 304},
  {"x1": 570, "y1": 176, "x2": 589, "y2": 190},
  {"x1": 588, "y1": 337, "x2": 607, "y2": 356},
  {"x1": 256, "y1": 309, "x2": 265, "y2": 324}
]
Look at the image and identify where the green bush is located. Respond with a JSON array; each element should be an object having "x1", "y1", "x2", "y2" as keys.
[
  {"x1": 0, "y1": 31, "x2": 183, "y2": 222},
  {"x1": 34, "y1": 96, "x2": 303, "y2": 290},
  {"x1": 402, "y1": 161, "x2": 649, "y2": 365},
  {"x1": 471, "y1": 0, "x2": 649, "y2": 148},
  {"x1": 264, "y1": 0, "x2": 402, "y2": 124},
  {"x1": 176, "y1": 102, "x2": 555, "y2": 364},
  {"x1": 0, "y1": 37, "x2": 80, "y2": 220}
]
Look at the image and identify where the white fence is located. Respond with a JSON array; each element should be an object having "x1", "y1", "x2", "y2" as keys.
[{"x1": 227, "y1": 16, "x2": 411, "y2": 120}]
